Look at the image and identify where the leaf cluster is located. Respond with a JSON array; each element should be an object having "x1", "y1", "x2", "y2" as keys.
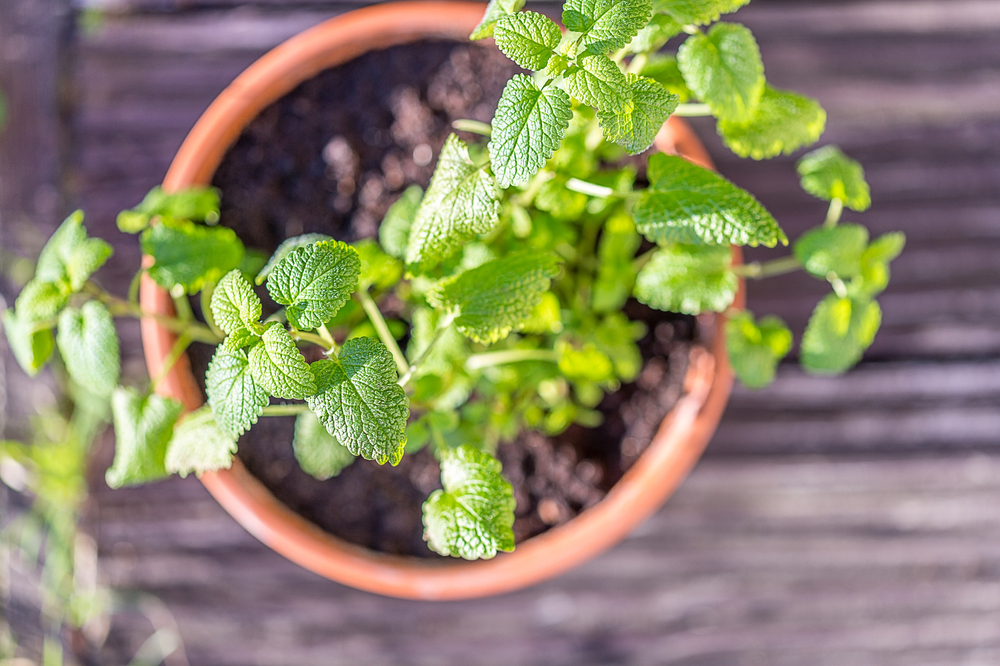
[{"x1": 1, "y1": 0, "x2": 909, "y2": 564}]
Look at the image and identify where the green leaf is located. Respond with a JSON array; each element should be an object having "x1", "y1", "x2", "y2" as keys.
[
  {"x1": 796, "y1": 145, "x2": 872, "y2": 212},
  {"x1": 794, "y1": 223, "x2": 869, "y2": 279},
  {"x1": 206, "y1": 341, "x2": 269, "y2": 437},
  {"x1": 118, "y1": 186, "x2": 221, "y2": 233},
  {"x1": 593, "y1": 209, "x2": 642, "y2": 312},
  {"x1": 598, "y1": 74, "x2": 679, "y2": 154},
  {"x1": 405, "y1": 134, "x2": 502, "y2": 272},
  {"x1": 353, "y1": 239, "x2": 403, "y2": 291},
  {"x1": 489, "y1": 75, "x2": 573, "y2": 189},
  {"x1": 379, "y1": 186, "x2": 423, "y2": 259},
  {"x1": 14, "y1": 279, "x2": 70, "y2": 323},
  {"x1": 594, "y1": 312, "x2": 646, "y2": 382},
  {"x1": 850, "y1": 232, "x2": 906, "y2": 298},
  {"x1": 564, "y1": 53, "x2": 631, "y2": 111},
  {"x1": 36, "y1": 211, "x2": 113, "y2": 292},
  {"x1": 801, "y1": 294, "x2": 881, "y2": 374},
  {"x1": 519, "y1": 291, "x2": 563, "y2": 334},
  {"x1": 211, "y1": 269, "x2": 263, "y2": 346},
  {"x1": 2, "y1": 308, "x2": 55, "y2": 377},
  {"x1": 266, "y1": 240, "x2": 360, "y2": 330},
  {"x1": 725, "y1": 311, "x2": 792, "y2": 389},
  {"x1": 635, "y1": 243, "x2": 737, "y2": 314},
  {"x1": 429, "y1": 250, "x2": 562, "y2": 344},
  {"x1": 641, "y1": 55, "x2": 693, "y2": 102},
  {"x1": 255, "y1": 233, "x2": 331, "y2": 284},
  {"x1": 535, "y1": 175, "x2": 588, "y2": 220},
  {"x1": 494, "y1": 11, "x2": 561, "y2": 71},
  {"x1": 56, "y1": 301, "x2": 120, "y2": 397},
  {"x1": 563, "y1": 0, "x2": 652, "y2": 53},
  {"x1": 718, "y1": 86, "x2": 826, "y2": 159},
  {"x1": 470, "y1": 0, "x2": 525, "y2": 40},
  {"x1": 422, "y1": 444, "x2": 515, "y2": 560},
  {"x1": 306, "y1": 337, "x2": 409, "y2": 466},
  {"x1": 559, "y1": 341, "x2": 616, "y2": 384},
  {"x1": 140, "y1": 217, "x2": 245, "y2": 293},
  {"x1": 292, "y1": 409, "x2": 356, "y2": 480},
  {"x1": 106, "y1": 387, "x2": 183, "y2": 488},
  {"x1": 634, "y1": 153, "x2": 785, "y2": 247},
  {"x1": 247, "y1": 323, "x2": 316, "y2": 400},
  {"x1": 649, "y1": 0, "x2": 749, "y2": 36},
  {"x1": 164, "y1": 406, "x2": 238, "y2": 478},
  {"x1": 627, "y1": 15, "x2": 682, "y2": 53},
  {"x1": 406, "y1": 306, "x2": 469, "y2": 377},
  {"x1": 677, "y1": 22, "x2": 764, "y2": 124}
]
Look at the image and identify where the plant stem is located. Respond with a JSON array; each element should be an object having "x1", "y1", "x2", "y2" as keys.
[
  {"x1": 830, "y1": 277, "x2": 848, "y2": 298},
  {"x1": 452, "y1": 119, "x2": 492, "y2": 136},
  {"x1": 732, "y1": 255, "x2": 802, "y2": 279},
  {"x1": 515, "y1": 169, "x2": 554, "y2": 206},
  {"x1": 171, "y1": 291, "x2": 193, "y2": 323},
  {"x1": 291, "y1": 330, "x2": 331, "y2": 350},
  {"x1": 317, "y1": 323, "x2": 337, "y2": 353},
  {"x1": 824, "y1": 197, "x2": 844, "y2": 227},
  {"x1": 626, "y1": 53, "x2": 648, "y2": 74},
  {"x1": 84, "y1": 282, "x2": 222, "y2": 344},
  {"x1": 260, "y1": 404, "x2": 309, "y2": 417},
  {"x1": 673, "y1": 103, "x2": 712, "y2": 117},
  {"x1": 150, "y1": 332, "x2": 192, "y2": 392},
  {"x1": 127, "y1": 269, "x2": 143, "y2": 308},
  {"x1": 565, "y1": 178, "x2": 615, "y2": 198},
  {"x1": 398, "y1": 313, "x2": 455, "y2": 387},
  {"x1": 200, "y1": 281, "x2": 225, "y2": 340},
  {"x1": 355, "y1": 289, "x2": 408, "y2": 375},
  {"x1": 632, "y1": 247, "x2": 657, "y2": 273},
  {"x1": 465, "y1": 348, "x2": 560, "y2": 372}
]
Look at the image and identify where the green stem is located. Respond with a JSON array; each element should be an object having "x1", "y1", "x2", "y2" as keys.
[
  {"x1": 398, "y1": 313, "x2": 455, "y2": 387},
  {"x1": 673, "y1": 103, "x2": 712, "y2": 117},
  {"x1": 317, "y1": 323, "x2": 337, "y2": 353},
  {"x1": 452, "y1": 119, "x2": 493, "y2": 136},
  {"x1": 201, "y1": 281, "x2": 225, "y2": 340},
  {"x1": 84, "y1": 282, "x2": 222, "y2": 344},
  {"x1": 260, "y1": 404, "x2": 309, "y2": 417},
  {"x1": 291, "y1": 330, "x2": 331, "y2": 351},
  {"x1": 466, "y1": 348, "x2": 560, "y2": 372},
  {"x1": 355, "y1": 289, "x2": 408, "y2": 375},
  {"x1": 632, "y1": 247, "x2": 657, "y2": 273},
  {"x1": 565, "y1": 178, "x2": 615, "y2": 198},
  {"x1": 171, "y1": 292, "x2": 193, "y2": 323},
  {"x1": 127, "y1": 269, "x2": 143, "y2": 309},
  {"x1": 150, "y1": 332, "x2": 192, "y2": 392},
  {"x1": 824, "y1": 197, "x2": 844, "y2": 227},
  {"x1": 626, "y1": 53, "x2": 647, "y2": 74},
  {"x1": 514, "y1": 169, "x2": 554, "y2": 206},
  {"x1": 732, "y1": 255, "x2": 802, "y2": 279},
  {"x1": 830, "y1": 277, "x2": 848, "y2": 298}
]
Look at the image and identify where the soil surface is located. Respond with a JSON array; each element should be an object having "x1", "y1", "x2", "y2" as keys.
[{"x1": 195, "y1": 40, "x2": 699, "y2": 558}]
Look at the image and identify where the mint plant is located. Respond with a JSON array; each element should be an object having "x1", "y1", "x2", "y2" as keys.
[{"x1": 1, "y1": 0, "x2": 905, "y2": 561}]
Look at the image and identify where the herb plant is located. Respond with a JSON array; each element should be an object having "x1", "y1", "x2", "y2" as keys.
[{"x1": 1, "y1": 0, "x2": 904, "y2": 561}]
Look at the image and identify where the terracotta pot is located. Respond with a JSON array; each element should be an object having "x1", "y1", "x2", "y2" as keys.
[{"x1": 140, "y1": 1, "x2": 743, "y2": 600}]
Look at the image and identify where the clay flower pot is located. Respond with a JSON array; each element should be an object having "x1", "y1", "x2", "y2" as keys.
[{"x1": 140, "y1": 1, "x2": 743, "y2": 600}]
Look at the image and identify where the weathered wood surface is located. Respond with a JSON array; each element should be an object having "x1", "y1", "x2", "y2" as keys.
[
  {"x1": 91, "y1": 452, "x2": 1000, "y2": 666},
  {"x1": 4, "y1": 0, "x2": 1000, "y2": 663}
]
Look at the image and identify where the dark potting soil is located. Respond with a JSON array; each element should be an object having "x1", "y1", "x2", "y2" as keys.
[{"x1": 193, "y1": 40, "x2": 701, "y2": 558}]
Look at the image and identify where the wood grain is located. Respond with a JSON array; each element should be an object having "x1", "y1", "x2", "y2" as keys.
[{"x1": 4, "y1": 0, "x2": 1000, "y2": 663}]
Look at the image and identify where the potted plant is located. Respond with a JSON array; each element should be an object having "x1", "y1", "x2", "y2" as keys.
[{"x1": 1, "y1": 0, "x2": 903, "y2": 599}]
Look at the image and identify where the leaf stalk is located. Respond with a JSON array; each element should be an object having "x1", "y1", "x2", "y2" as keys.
[
  {"x1": 465, "y1": 348, "x2": 560, "y2": 372},
  {"x1": 355, "y1": 289, "x2": 409, "y2": 375}
]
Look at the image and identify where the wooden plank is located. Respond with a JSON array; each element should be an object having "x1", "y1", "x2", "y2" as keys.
[{"x1": 92, "y1": 452, "x2": 1000, "y2": 665}]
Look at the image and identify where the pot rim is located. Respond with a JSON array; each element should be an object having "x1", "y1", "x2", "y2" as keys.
[{"x1": 140, "y1": 0, "x2": 743, "y2": 600}]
